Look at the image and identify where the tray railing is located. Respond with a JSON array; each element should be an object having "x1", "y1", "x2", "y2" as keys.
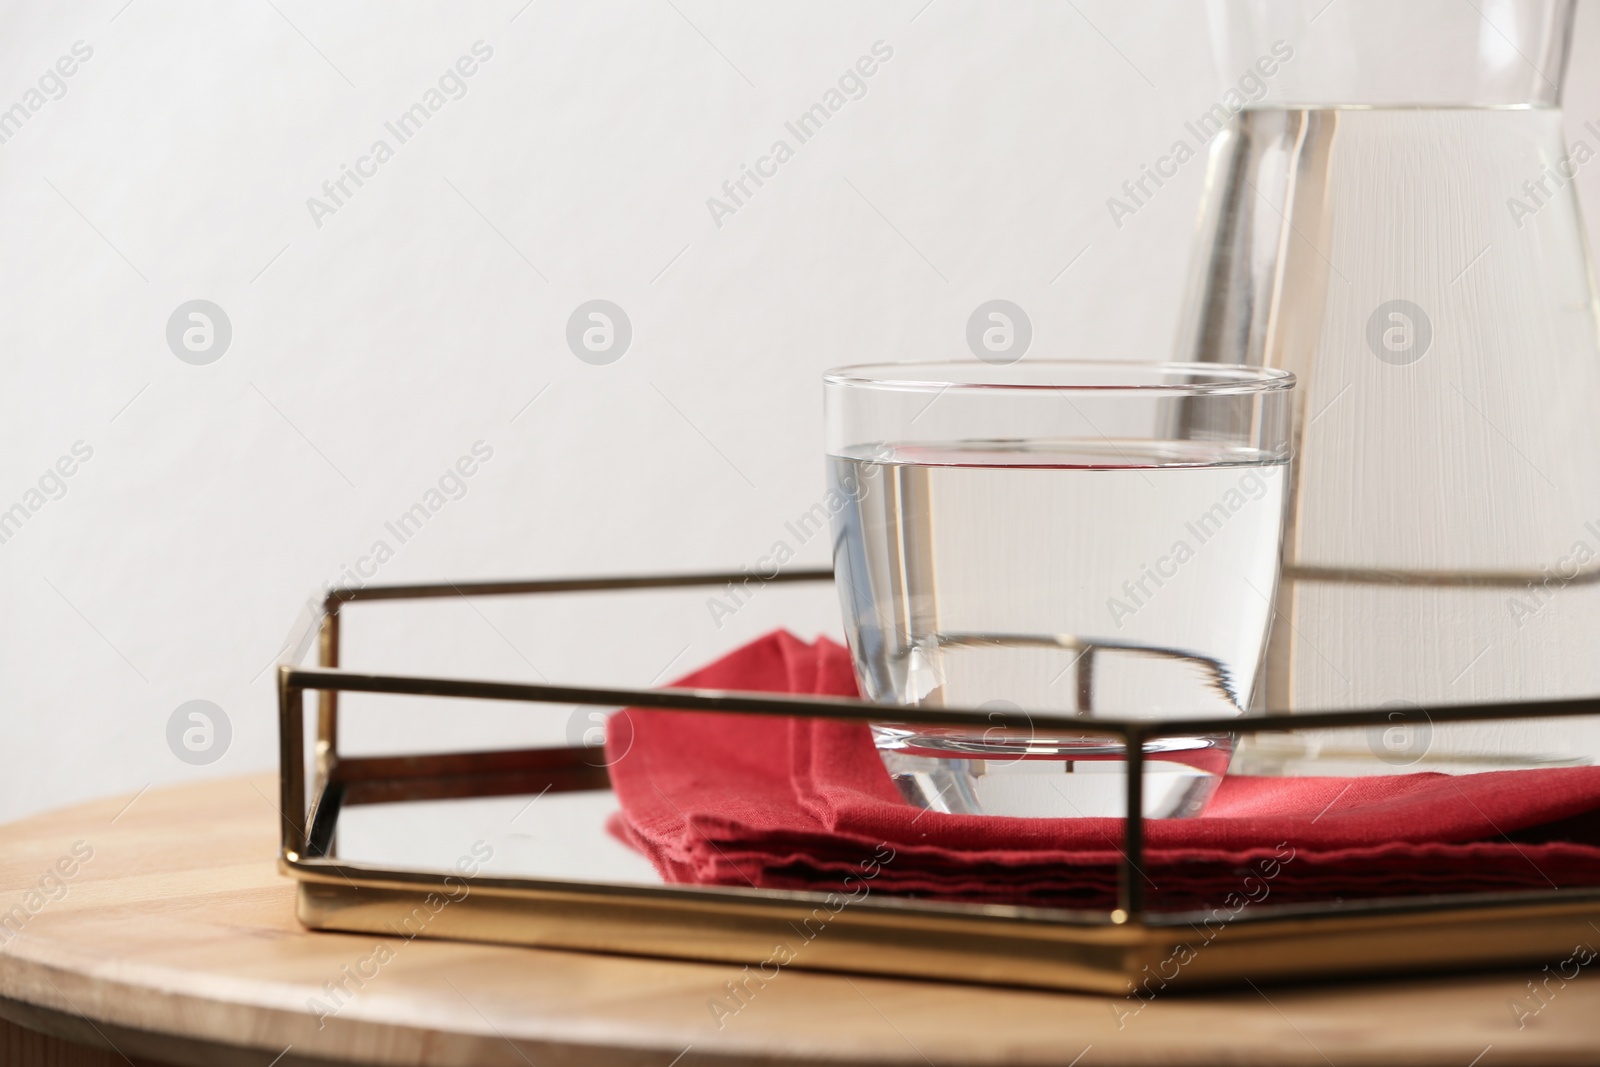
[{"x1": 274, "y1": 569, "x2": 1600, "y2": 989}]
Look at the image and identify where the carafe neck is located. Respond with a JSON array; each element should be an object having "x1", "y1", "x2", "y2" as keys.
[{"x1": 1208, "y1": 0, "x2": 1574, "y2": 108}]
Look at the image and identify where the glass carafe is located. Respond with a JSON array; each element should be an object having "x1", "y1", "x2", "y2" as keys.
[{"x1": 1178, "y1": 0, "x2": 1600, "y2": 772}]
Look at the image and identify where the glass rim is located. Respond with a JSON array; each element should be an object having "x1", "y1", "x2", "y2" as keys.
[{"x1": 823, "y1": 360, "x2": 1296, "y2": 396}]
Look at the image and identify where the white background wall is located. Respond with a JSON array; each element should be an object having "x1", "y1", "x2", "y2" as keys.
[{"x1": 3, "y1": 1, "x2": 1600, "y2": 823}]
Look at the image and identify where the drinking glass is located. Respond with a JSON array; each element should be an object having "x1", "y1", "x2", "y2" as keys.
[{"x1": 825, "y1": 360, "x2": 1295, "y2": 818}]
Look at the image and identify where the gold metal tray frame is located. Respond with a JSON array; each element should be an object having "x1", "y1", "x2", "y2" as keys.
[{"x1": 277, "y1": 570, "x2": 1600, "y2": 993}]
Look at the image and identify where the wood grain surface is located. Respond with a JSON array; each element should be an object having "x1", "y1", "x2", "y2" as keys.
[{"x1": 0, "y1": 775, "x2": 1596, "y2": 1067}]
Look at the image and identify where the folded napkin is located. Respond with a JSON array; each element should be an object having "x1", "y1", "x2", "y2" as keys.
[{"x1": 607, "y1": 631, "x2": 1600, "y2": 910}]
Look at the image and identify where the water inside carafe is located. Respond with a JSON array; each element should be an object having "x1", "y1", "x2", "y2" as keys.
[{"x1": 1178, "y1": 106, "x2": 1600, "y2": 772}]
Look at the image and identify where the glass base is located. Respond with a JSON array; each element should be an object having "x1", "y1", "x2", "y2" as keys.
[{"x1": 875, "y1": 725, "x2": 1232, "y2": 819}]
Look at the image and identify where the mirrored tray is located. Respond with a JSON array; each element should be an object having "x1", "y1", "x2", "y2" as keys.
[{"x1": 276, "y1": 570, "x2": 1600, "y2": 994}]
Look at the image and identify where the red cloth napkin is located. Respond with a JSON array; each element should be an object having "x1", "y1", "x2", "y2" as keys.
[{"x1": 607, "y1": 631, "x2": 1600, "y2": 910}]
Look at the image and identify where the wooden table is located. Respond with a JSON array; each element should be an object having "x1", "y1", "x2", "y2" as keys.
[{"x1": 0, "y1": 775, "x2": 1595, "y2": 1067}]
